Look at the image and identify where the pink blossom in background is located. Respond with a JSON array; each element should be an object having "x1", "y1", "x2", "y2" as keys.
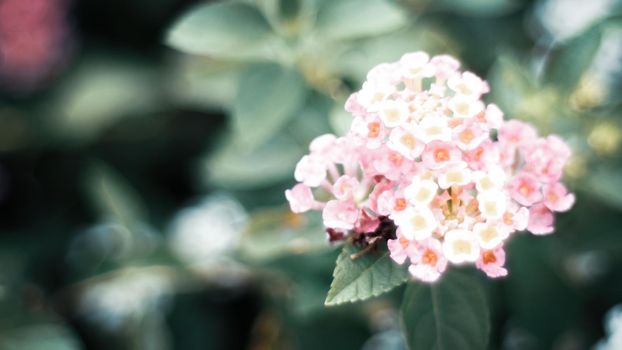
[
  {"x1": 0, "y1": 0, "x2": 72, "y2": 93},
  {"x1": 285, "y1": 51, "x2": 575, "y2": 282}
]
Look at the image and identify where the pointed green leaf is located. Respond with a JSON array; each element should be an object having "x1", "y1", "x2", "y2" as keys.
[
  {"x1": 232, "y1": 63, "x2": 307, "y2": 150},
  {"x1": 315, "y1": 0, "x2": 407, "y2": 41},
  {"x1": 325, "y1": 243, "x2": 410, "y2": 306},
  {"x1": 166, "y1": 2, "x2": 276, "y2": 60},
  {"x1": 401, "y1": 269, "x2": 490, "y2": 350}
]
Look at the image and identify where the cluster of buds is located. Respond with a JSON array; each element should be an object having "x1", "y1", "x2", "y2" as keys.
[{"x1": 285, "y1": 52, "x2": 574, "y2": 282}]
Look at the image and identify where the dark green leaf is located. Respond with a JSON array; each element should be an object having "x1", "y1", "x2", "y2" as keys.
[
  {"x1": 401, "y1": 269, "x2": 490, "y2": 350},
  {"x1": 315, "y1": 0, "x2": 407, "y2": 41},
  {"x1": 232, "y1": 63, "x2": 307, "y2": 149},
  {"x1": 325, "y1": 243, "x2": 410, "y2": 306},
  {"x1": 432, "y1": 0, "x2": 519, "y2": 17},
  {"x1": 544, "y1": 25, "x2": 602, "y2": 96},
  {"x1": 166, "y1": 2, "x2": 276, "y2": 60},
  {"x1": 83, "y1": 163, "x2": 147, "y2": 226}
]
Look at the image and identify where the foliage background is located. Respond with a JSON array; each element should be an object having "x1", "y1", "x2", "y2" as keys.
[{"x1": 0, "y1": 0, "x2": 621, "y2": 349}]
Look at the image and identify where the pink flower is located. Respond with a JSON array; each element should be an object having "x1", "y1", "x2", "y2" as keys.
[
  {"x1": 503, "y1": 204, "x2": 530, "y2": 231},
  {"x1": 354, "y1": 209, "x2": 381, "y2": 233},
  {"x1": 285, "y1": 184, "x2": 316, "y2": 213},
  {"x1": 542, "y1": 182, "x2": 575, "y2": 212},
  {"x1": 333, "y1": 175, "x2": 360, "y2": 200},
  {"x1": 351, "y1": 115, "x2": 386, "y2": 149},
  {"x1": 388, "y1": 126, "x2": 424, "y2": 159},
  {"x1": 376, "y1": 190, "x2": 409, "y2": 215},
  {"x1": 421, "y1": 141, "x2": 461, "y2": 170},
  {"x1": 498, "y1": 120, "x2": 538, "y2": 147},
  {"x1": 527, "y1": 203, "x2": 555, "y2": 235},
  {"x1": 509, "y1": 173, "x2": 543, "y2": 206},
  {"x1": 388, "y1": 232, "x2": 413, "y2": 264},
  {"x1": 430, "y1": 55, "x2": 460, "y2": 80},
  {"x1": 464, "y1": 140, "x2": 499, "y2": 170},
  {"x1": 294, "y1": 155, "x2": 326, "y2": 187},
  {"x1": 322, "y1": 200, "x2": 359, "y2": 230},
  {"x1": 476, "y1": 247, "x2": 508, "y2": 278},
  {"x1": 408, "y1": 238, "x2": 448, "y2": 282},
  {"x1": 285, "y1": 51, "x2": 575, "y2": 282},
  {"x1": 453, "y1": 120, "x2": 488, "y2": 151}
]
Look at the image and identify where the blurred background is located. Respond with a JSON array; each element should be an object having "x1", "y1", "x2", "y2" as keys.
[{"x1": 0, "y1": 0, "x2": 621, "y2": 349}]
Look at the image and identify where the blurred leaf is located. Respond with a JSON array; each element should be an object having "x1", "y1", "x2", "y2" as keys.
[
  {"x1": 315, "y1": 0, "x2": 407, "y2": 41},
  {"x1": 232, "y1": 63, "x2": 307, "y2": 150},
  {"x1": 487, "y1": 56, "x2": 537, "y2": 116},
  {"x1": 401, "y1": 269, "x2": 490, "y2": 350},
  {"x1": 335, "y1": 26, "x2": 455, "y2": 82},
  {"x1": 328, "y1": 101, "x2": 352, "y2": 135},
  {"x1": 428, "y1": 0, "x2": 519, "y2": 17},
  {"x1": 0, "y1": 324, "x2": 80, "y2": 350},
  {"x1": 169, "y1": 57, "x2": 244, "y2": 109},
  {"x1": 586, "y1": 167, "x2": 622, "y2": 210},
  {"x1": 504, "y1": 235, "x2": 581, "y2": 349},
  {"x1": 544, "y1": 25, "x2": 602, "y2": 96},
  {"x1": 84, "y1": 163, "x2": 147, "y2": 226},
  {"x1": 288, "y1": 92, "x2": 334, "y2": 142},
  {"x1": 239, "y1": 208, "x2": 329, "y2": 261},
  {"x1": 203, "y1": 132, "x2": 304, "y2": 189},
  {"x1": 325, "y1": 243, "x2": 409, "y2": 306},
  {"x1": 47, "y1": 56, "x2": 159, "y2": 142},
  {"x1": 166, "y1": 2, "x2": 277, "y2": 60}
]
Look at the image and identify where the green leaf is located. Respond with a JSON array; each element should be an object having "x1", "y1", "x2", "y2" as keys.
[
  {"x1": 232, "y1": 63, "x2": 307, "y2": 150},
  {"x1": 315, "y1": 0, "x2": 407, "y2": 41},
  {"x1": 83, "y1": 163, "x2": 147, "y2": 226},
  {"x1": 166, "y1": 2, "x2": 276, "y2": 60},
  {"x1": 401, "y1": 269, "x2": 490, "y2": 350},
  {"x1": 586, "y1": 167, "x2": 622, "y2": 210},
  {"x1": 325, "y1": 243, "x2": 410, "y2": 306},
  {"x1": 46, "y1": 55, "x2": 160, "y2": 143},
  {"x1": 544, "y1": 25, "x2": 602, "y2": 96},
  {"x1": 169, "y1": 57, "x2": 244, "y2": 110},
  {"x1": 432, "y1": 0, "x2": 519, "y2": 17},
  {"x1": 487, "y1": 55, "x2": 537, "y2": 116},
  {"x1": 203, "y1": 132, "x2": 305, "y2": 189},
  {"x1": 0, "y1": 324, "x2": 80, "y2": 350}
]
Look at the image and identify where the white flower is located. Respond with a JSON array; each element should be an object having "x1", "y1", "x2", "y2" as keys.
[
  {"x1": 478, "y1": 191, "x2": 508, "y2": 220},
  {"x1": 404, "y1": 178, "x2": 438, "y2": 206},
  {"x1": 448, "y1": 95, "x2": 484, "y2": 119},
  {"x1": 399, "y1": 51, "x2": 435, "y2": 80},
  {"x1": 448, "y1": 71, "x2": 488, "y2": 98},
  {"x1": 357, "y1": 80, "x2": 396, "y2": 112},
  {"x1": 379, "y1": 99, "x2": 410, "y2": 127},
  {"x1": 474, "y1": 167, "x2": 506, "y2": 192},
  {"x1": 474, "y1": 222, "x2": 509, "y2": 249},
  {"x1": 388, "y1": 127, "x2": 423, "y2": 159},
  {"x1": 437, "y1": 163, "x2": 472, "y2": 189},
  {"x1": 393, "y1": 207, "x2": 438, "y2": 240},
  {"x1": 442, "y1": 229, "x2": 480, "y2": 264},
  {"x1": 415, "y1": 116, "x2": 452, "y2": 143}
]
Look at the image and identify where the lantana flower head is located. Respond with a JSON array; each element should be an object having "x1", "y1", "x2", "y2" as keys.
[{"x1": 285, "y1": 52, "x2": 575, "y2": 282}]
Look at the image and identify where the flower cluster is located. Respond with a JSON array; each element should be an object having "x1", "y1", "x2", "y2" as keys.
[
  {"x1": 285, "y1": 52, "x2": 574, "y2": 282},
  {"x1": 0, "y1": 0, "x2": 71, "y2": 92}
]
